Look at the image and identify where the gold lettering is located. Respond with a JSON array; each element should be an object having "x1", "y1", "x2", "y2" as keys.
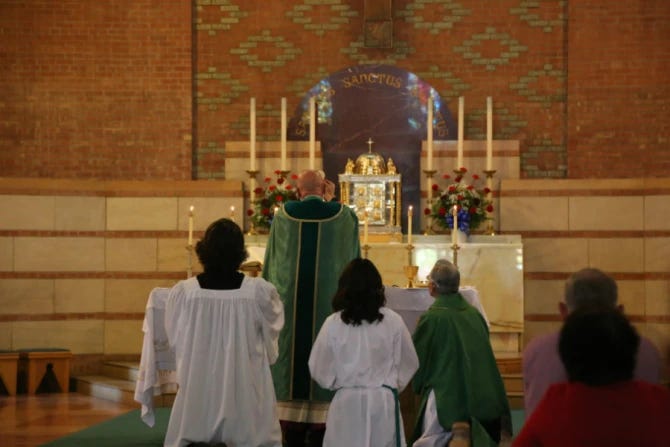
[{"x1": 341, "y1": 72, "x2": 403, "y2": 89}]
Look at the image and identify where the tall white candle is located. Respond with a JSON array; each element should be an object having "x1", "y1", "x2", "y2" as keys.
[
  {"x1": 457, "y1": 96, "x2": 464, "y2": 169},
  {"x1": 250, "y1": 97, "x2": 256, "y2": 170},
  {"x1": 188, "y1": 205, "x2": 194, "y2": 246},
  {"x1": 452, "y1": 205, "x2": 458, "y2": 245},
  {"x1": 230, "y1": 205, "x2": 235, "y2": 223},
  {"x1": 407, "y1": 205, "x2": 413, "y2": 246},
  {"x1": 280, "y1": 97, "x2": 287, "y2": 170},
  {"x1": 427, "y1": 97, "x2": 434, "y2": 170},
  {"x1": 309, "y1": 97, "x2": 316, "y2": 169},
  {"x1": 363, "y1": 210, "x2": 369, "y2": 245},
  {"x1": 486, "y1": 96, "x2": 493, "y2": 170}
]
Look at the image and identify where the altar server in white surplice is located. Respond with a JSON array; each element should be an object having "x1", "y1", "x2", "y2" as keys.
[
  {"x1": 164, "y1": 218, "x2": 284, "y2": 447},
  {"x1": 308, "y1": 258, "x2": 419, "y2": 447}
]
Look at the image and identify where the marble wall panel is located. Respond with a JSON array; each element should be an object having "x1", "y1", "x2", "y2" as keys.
[
  {"x1": 499, "y1": 197, "x2": 569, "y2": 232},
  {"x1": 54, "y1": 196, "x2": 106, "y2": 231},
  {"x1": 642, "y1": 323, "x2": 670, "y2": 366},
  {"x1": 104, "y1": 320, "x2": 143, "y2": 354},
  {"x1": 490, "y1": 333, "x2": 520, "y2": 353},
  {"x1": 644, "y1": 237, "x2": 670, "y2": 273},
  {"x1": 12, "y1": 320, "x2": 104, "y2": 353},
  {"x1": 0, "y1": 279, "x2": 54, "y2": 314},
  {"x1": 645, "y1": 280, "x2": 670, "y2": 317},
  {"x1": 105, "y1": 279, "x2": 174, "y2": 313},
  {"x1": 644, "y1": 196, "x2": 670, "y2": 230},
  {"x1": 106, "y1": 197, "x2": 177, "y2": 231},
  {"x1": 0, "y1": 237, "x2": 13, "y2": 270},
  {"x1": 569, "y1": 196, "x2": 643, "y2": 231},
  {"x1": 105, "y1": 238, "x2": 157, "y2": 272},
  {"x1": 0, "y1": 195, "x2": 55, "y2": 230},
  {"x1": 523, "y1": 238, "x2": 588, "y2": 272},
  {"x1": 524, "y1": 279, "x2": 563, "y2": 314},
  {"x1": 14, "y1": 237, "x2": 105, "y2": 271},
  {"x1": 178, "y1": 197, "x2": 245, "y2": 232},
  {"x1": 616, "y1": 280, "x2": 647, "y2": 316},
  {"x1": 54, "y1": 279, "x2": 105, "y2": 313},
  {"x1": 587, "y1": 238, "x2": 644, "y2": 272},
  {"x1": 157, "y1": 238, "x2": 201, "y2": 272},
  {"x1": 522, "y1": 321, "x2": 561, "y2": 347},
  {"x1": 0, "y1": 323, "x2": 11, "y2": 350}
]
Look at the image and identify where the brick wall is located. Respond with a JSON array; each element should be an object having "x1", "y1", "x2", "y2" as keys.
[{"x1": 0, "y1": 1, "x2": 668, "y2": 180}]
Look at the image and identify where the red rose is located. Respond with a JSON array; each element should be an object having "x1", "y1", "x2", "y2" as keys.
[
  {"x1": 277, "y1": 178, "x2": 285, "y2": 184},
  {"x1": 276, "y1": 195, "x2": 284, "y2": 202},
  {"x1": 274, "y1": 169, "x2": 281, "y2": 175},
  {"x1": 455, "y1": 176, "x2": 462, "y2": 183},
  {"x1": 467, "y1": 185, "x2": 474, "y2": 190},
  {"x1": 472, "y1": 174, "x2": 480, "y2": 180},
  {"x1": 459, "y1": 167, "x2": 467, "y2": 173},
  {"x1": 291, "y1": 174, "x2": 299, "y2": 180},
  {"x1": 448, "y1": 186, "x2": 457, "y2": 193},
  {"x1": 269, "y1": 185, "x2": 276, "y2": 191},
  {"x1": 424, "y1": 208, "x2": 431, "y2": 215},
  {"x1": 457, "y1": 195, "x2": 464, "y2": 201},
  {"x1": 254, "y1": 187, "x2": 263, "y2": 194},
  {"x1": 432, "y1": 184, "x2": 439, "y2": 191},
  {"x1": 438, "y1": 207, "x2": 447, "y2": 216},
  {"x1": 483, "y1": 187, "x2": 491, "y2": 194},
  {"x1": 442, "y1": 174, "x2": 451, "y2": 180},
  {"x1": 264, "y1": 177, "x2": 271, "y2": 183},
  {"x1": 486, "y1": 204, "x2": 494, "y2": 212},
  {"x1": 285, "y1": 185, "x2": 293, "y2": 190},
  {"x1": 469, "y1": 206, "x2": 477, "y2": 214},
  {"x1": 261, "y1": 208, "x2": 270, "y2": 215},
  {"x1": 246, "y1": 209, "x2": 254, "y2": 216}
]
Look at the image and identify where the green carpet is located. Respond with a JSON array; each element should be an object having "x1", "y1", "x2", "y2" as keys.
[
  {"x1": 41, "y1": 408, "x2": 525, "y2": 446},
  {"x1": 41, "y1": 408, "x2": 170, "y2": 447}
]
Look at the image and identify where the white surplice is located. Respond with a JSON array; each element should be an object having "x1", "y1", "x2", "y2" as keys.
[
  {"x1": 164, "y1": 276, "x2": 284, "y2": 447},
  {"x1": 308, "y1": 307, "x2": 419, "y2": 447}
]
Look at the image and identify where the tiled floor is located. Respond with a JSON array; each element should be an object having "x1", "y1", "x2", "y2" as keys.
[{"x1": 0, "y1": 393, "x2": 135, "y2": 447}]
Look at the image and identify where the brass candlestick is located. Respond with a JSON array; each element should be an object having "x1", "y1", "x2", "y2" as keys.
[
  {"x1": 246, "y1": 169, "x2": 259, "y2": 235},
  {"x1": 451, "y1": 242, "x2": 460, "y2": 267},
  {"x1": 362, "y1": 243, "x2": 371, "y2": 259},
  {"x1": 423, "y1": 169, "x2": 437, "y2": 235},
  {"x1": 404, "y1": 265, "x2": 419, "y2": 288},
  {"x1": 483, "y1": 169, "x2": 497, "y2": 236}
]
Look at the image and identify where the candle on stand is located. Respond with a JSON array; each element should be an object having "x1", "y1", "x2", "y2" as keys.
[
  {"x1": 427, "y1": 96, "x2": 434, "y2": 170},
  {"x1": 230, "y1": 205, "x2": 235, "y2": 223},
  {"x1": 280, "y1": 97, "x2": 287, "y2": 170},
  {"x1": 188, "y1": 205, "x2": 194, "y2": 246},
  {"x1": 457, "y1": 96, "x2": 464, "y2": 170},
  {"x1": 407, "y1": 205, "x2": 413, "y2": 245},
  {"x1": 309, "y1": 97, "x2": 316, "y2": 169},
  {"x1": 250, "y1": 97, "x2": 256, "y2": 170},
  {"x1": 486, "y1": 96, "x2": 493, "y2": 170},
  {"x1": 451, "y1": 205, "x2": 458, "y2": 245},
  {"x1": 363, "y1": 210, "x2": 369, "y2": 245},
  {"x1": 274, "y1": 206, "x2": 279, "y2": 216}
]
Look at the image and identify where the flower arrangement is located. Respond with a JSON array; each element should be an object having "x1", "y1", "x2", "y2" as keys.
[
  {"x1": 425, "y1": 168, "x2": 493, "y2": 234},
  {"x1": 247, "y1": 170, "x2": 299, "y2": 230}
]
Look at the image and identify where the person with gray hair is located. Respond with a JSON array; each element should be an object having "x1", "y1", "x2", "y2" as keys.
[
  {"x1": 411, "y1": 259, "x2": 511, "y2": 446},
  {"x1": 522, "y1": 267, "x2": 661, "y2": 417}
]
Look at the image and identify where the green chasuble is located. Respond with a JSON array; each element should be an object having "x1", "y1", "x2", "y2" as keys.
[
  {"x1": 411, "y1": 292, "x2": 510, "y2": 446},
  {"x1": 263, "y1": 196, "x2": 360, "y2": 420}
]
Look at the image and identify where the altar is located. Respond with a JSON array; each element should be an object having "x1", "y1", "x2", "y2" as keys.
[{"x1": 247, "y1": 233, "x2": 524, "y2": 353}]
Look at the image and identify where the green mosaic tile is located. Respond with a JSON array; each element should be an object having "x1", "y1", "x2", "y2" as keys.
[
  {"x1": 231, "y1": 30, "x2": 302, "y2": 73},
  {"x1": 396, "y1": 0, "x2": 471, "y2": 35},
  {"x1": 195, "y1": 0, "x2": 247, "y2": 35},
  {"x1": 509, "y1": 0, "x2": 566, "y2": 33},
  {"x1": 341, "y1": 36, "x2": 414, "y2": 64},
  {"x1": 509, "y1": 64, "x2": 566, "y2": 107},
  {"x1": 286, "y1": 0, "x2": 359, "y2": 37},
  {"x1": 196, "y1": 68, "x2": 249, "y2": 106},
  {"x1": 454, "y1": 28, "x2": 528, "y2": 71}
]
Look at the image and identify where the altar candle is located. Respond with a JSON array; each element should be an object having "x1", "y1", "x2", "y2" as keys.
[
  {"x1": 457, "y1": 96, "x2": 464, "y2": 169},
  {"x1": 250, "y1": 97, "x2": 256, "y2": 170},
  {"x1": 230, "y1": 205, "x2": 235, "y2": 223},
  {"x1": 427, "y1": 97, "x2": 434, "y2": 170},
  {"x1": 281, "y1": 97, "x2": 287, "y2": 170},
  {"x1": 407, "y1": 205, "x2": 413, "y2": 245},
  {"x1": 274, "y1": 206, "x2": 279, "y2": 216},
  {"x1": 486, "y1": 96, "x2": 493, "y2": 170},
  {"x1": 363, "y1": 210, "x2": 369, "y2": 245},
  {"x1": 309, "y1": 97, "x2": 316, "y2": 169},
  {"x1": 451, "y1": 205, "x2": 458, "y2": 245},
  {"x1": 188, "y1": 205, "x2": 194, "y2": 246}
]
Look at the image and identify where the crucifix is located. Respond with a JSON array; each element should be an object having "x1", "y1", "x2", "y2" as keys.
[{"x1": 364, "y1": 0, "x2": 392, "y2": 48}]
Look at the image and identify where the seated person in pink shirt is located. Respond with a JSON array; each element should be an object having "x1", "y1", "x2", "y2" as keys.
[
  {"x1": 513, "y1": 308, "x2": 670, "y2": 447},
  {"x1": 522, "y1": 268, "x2": 661, "y2": 417}
]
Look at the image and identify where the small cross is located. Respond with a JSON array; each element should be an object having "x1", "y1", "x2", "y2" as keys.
[{"x1": 367, "y1": 137, "x2": 374, "y2": 153}]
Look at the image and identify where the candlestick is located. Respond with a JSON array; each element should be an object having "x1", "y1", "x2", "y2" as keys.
[
  {"x1": 427, "y1": 97, "x2": 434, "y2": 170},
  {"x1": 363, "y1": 210, "x2": 369, "y2": 245},
  {"x1": 457, "y1": 96, "x2": 464, "y2": 170},
  {"x1": 486, "y1": 96, "x2": 493, "y2": 170},
  {"x1": 246, "y1": 169, "x2": 259, "y2": 235},
  {"x1": 483, "y1": 169, "x2": 497, "y2": 236},
  {"x1": 281, "y1": 97, "x2": 287, "y2": 170},
  {"x1": 230, "y1": 205, "x2": 236, "y2": 223},
  {"x1": 309, "y1": 97, "x2": 316, "y2": 169},
  {"x1": 250, "y1": 97, "x2": 256, "y2": 170},
  {"x1": 407, "y1": 205, "x2": 413, "y2": 246},
  {"x1": 423, "y1": 169, "x2": 437, "y2": 235},
  {"x1": 188, "y1": 205, "x2": 194, "y2": 246},
  {"x1": 451, "y1": 205, "x2": 457, "y2": 246}
]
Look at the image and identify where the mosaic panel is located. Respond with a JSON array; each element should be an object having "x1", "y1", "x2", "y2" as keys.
[
  {"x1": 453, "y1": 27, "x2": 528, "y2": 71},
  {"x1": 396, "y1": 0, "x2": 470, "y2": 34},
  {"x1": 196, "y1": 67, "x2": 250, "y2": 109},
  {"x1": 509, "y1": 0, "x2": 566, "y2": 33},
  {"x1": 230, "y1": 30, "x2": 302, "y2": 73},
  {"x1": 196, "y1": 0, "x2": 248, "y2": 36},
  {"x1": 286, "y1": 0, "x2": 359, "y2": 37}
]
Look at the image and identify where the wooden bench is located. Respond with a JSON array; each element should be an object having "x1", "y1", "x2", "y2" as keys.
[
  {"x1": 0, "y1": 351, "x2": 20, "y2": 395},
  {"x1": 18, "y1": 349, "x2": 72, "y2": 394}
]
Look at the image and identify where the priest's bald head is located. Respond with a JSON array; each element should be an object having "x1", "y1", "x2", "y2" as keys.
[
  {"x1": 296, "y1": 169, "x2": 325, "y2": 198},
  {"x1": 428, "y1": 259, "x2": 460, "y2": 296}
]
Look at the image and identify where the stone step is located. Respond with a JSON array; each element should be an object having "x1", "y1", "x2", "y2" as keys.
[
  {"x1": 74, "y1": 371, "x2": 175, "y2": 407},
  {"x1": 502, "y1": 373, "x2": 523, "y2": 393},
  {"x1": 101, "y1": 361, "x2": 140, "y2": 382}
]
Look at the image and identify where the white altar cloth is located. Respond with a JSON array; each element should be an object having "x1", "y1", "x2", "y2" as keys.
[{"x1": 134, "y1": 285, "x2": 484, "y2": 426}]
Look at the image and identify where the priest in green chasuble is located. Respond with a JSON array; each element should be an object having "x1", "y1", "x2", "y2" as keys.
[
  {"x1": 263, "y1": 170, "x2": 360, "y2": 447},
  {"x1": 411, "y1": 259, "x2": 511, "y2": 447}
]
